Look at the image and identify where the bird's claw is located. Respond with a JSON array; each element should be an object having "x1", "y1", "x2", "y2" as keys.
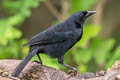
[
  {"x1": 67, "y1": 69, "x2": 80, "y2": 77},
  {"x1": 72, "y1": 67, "x2": 77, "y2": 72}
]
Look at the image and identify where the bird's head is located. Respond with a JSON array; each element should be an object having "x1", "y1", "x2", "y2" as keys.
[{"x1": 67, "y1": 11, "x2": 96, "y2": 26}]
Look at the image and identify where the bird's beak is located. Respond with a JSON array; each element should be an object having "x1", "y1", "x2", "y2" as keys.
[{"x1": 86, "y1": 11, "x2": 96, "y2": 17}]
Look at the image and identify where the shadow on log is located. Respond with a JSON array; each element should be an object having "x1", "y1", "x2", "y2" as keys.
[{"x1": 0, "y1": 60, "x2": 120, "y2": 80}]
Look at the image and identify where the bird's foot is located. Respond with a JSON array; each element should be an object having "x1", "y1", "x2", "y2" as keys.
[
  {"x1": 72, "y1": 67, "x2": 77, "y2": 72},
  {"x1": 67, "y1": 69, "x2": 80, "y2": 77},
  {"x1": 32, "y1": 60, "x2": 42, "y2": 64}
]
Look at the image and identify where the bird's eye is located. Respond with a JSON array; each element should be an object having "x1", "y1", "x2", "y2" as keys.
[
  {"x1": 83, "y1": 11, "x2": 87, "y2": 15},
  {"x1": 79, "y1": 11, "x2": 87, "y2": 17}
]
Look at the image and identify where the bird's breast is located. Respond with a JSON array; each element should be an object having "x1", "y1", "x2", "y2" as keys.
[{"x1": 75, "y1": 28, "x2": 83, "y2": 41}]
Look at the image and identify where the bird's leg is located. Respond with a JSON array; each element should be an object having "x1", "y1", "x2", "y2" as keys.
[
  {"x1": 37, "y1": 53, "x2": 42, "y2": 64},
  {"x1": 58, "y1": 56, "x2": 77, "y2": 72},
  {"x1": 33, "y1": 53, "x2": 42, "y2": 64}
]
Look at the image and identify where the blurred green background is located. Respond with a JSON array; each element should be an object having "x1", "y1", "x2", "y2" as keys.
[{"x1": 0, "y1": 0, "x2": 120, "y2": 73}]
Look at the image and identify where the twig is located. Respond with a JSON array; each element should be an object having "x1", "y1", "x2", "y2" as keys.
[{"x1": 44, "y1": 0, "x2": 62, "y2": 21}]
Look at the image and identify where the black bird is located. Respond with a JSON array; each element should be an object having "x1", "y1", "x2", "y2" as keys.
[{"x1": 11, "y1": 11, "x2": 96, "y2": 77}]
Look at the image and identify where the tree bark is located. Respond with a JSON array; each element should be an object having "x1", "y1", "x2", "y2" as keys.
[{"x1": 0, "y1": 60, "x2": 120, "y2": 80}]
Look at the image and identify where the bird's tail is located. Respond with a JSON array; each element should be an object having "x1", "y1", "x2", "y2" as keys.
[{"x1": 11, "y1": 49, "x2": 37, "y2": 77}]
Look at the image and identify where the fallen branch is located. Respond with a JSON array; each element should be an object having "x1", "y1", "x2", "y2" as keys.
[{"x1": 0, "y1": 60, "x2": 120, "y2": 80}]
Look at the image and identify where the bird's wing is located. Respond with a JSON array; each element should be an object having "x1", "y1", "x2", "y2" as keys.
[{"x1": 24, "y1": 30, "x2": 73, "y2": 46}]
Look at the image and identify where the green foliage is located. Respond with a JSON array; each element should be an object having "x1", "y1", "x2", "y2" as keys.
[
  {"x1": 76, "y1": 24, "x2": 101, "y2": 48},
  {"x1": 0, "y1": 18, "x2": 22, "y2": 45},
  {"x1": 70, "y1": 0, "x2": 97, "y2": 14},
  {"x1": 0, "y1": 0, "x2": 43, "y2": 59},
  {"x1": 92, "y1": 38, "x2": 115, "y2": 65},
  {"x1": 105, "y1": 45, "x2": 120, "y2": 69},
  {"x1": 2, "y1": 0, "x2": 42, "y2": 15},
  {"x1": 0, "y1": 0, "x2": 43, "y2": 45},
  {"x1": 64, "y1": 37, "x2": 120, "y2": 72}
]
